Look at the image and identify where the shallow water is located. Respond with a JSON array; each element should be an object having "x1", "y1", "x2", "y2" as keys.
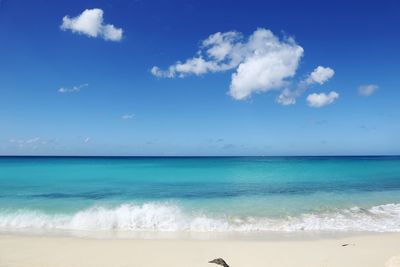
[{"x1": 1, "y1": 156, "x2": 400, "y2": 234}]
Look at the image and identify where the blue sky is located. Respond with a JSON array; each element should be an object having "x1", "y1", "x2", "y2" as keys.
[{"x1": 0, "y1": 0, "x2": 399, "y2": 156}]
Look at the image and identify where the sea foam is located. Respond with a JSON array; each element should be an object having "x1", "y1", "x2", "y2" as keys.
[{"x1": 1, "y1": 202, "x2": 400, "y2": 233}]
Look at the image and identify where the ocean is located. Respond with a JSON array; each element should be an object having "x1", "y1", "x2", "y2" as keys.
[{"x1": 1, "y1": 156, "x2": 400, "y2": 236}]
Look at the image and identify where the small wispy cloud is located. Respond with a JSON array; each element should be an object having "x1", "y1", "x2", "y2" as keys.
[
  {"x1": 83, "y1": 137, "x2": 91, "y2": 143},
  {"x1": 8, "y1": 137, "x2": 59, "y2": 152},
  {"x1": 25, "y1": 137, "x2": 41, "y2": 144},
  {"x1": 121, "y1": 114, "x2": 135, "y2": 120},
  {"x1": 9, "y1": 137, "x2": 47, "y2": 149},
  {"x1": 58, "y1": 83, "x2": 88, "y2": 93},
  {"x1": 61, "y1": 8, "x2": 123, "y2": 42},
  {"x1": 9, "y1": 137, "x2": 41, "y2": 145},
  {"x1": 222, "y1": 144, "x2": 236, "y2": 150},
  {"x1": 358, "y1": 84, "x2": 378, "y2": 96}
]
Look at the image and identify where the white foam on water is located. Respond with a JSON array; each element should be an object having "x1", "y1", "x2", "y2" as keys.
[{"x1": 1, "y1": 202, "x2": 400, "y2": 233}]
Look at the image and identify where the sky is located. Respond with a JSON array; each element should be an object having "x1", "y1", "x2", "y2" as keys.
[{"x1": 0, "y1": 0, "x2": 399, "y2": 156}]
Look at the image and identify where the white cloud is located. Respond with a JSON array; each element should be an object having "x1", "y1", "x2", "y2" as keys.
[
  {"x1": 9, "y1": 137, "x2": 40, "y2": 145},
  {"x1": 9, "y1": 137, "x2": 43, "y2": 149},
  {"x1": 306, "y1": 66, "x2": 335, "y2": 85},
  {"x1": 58, "y1": 83, "x2": 88, "y2": 93},
  {"x1": 276, "y1": 88, "x2": 297, "y2": 105},
  {"x1": 25, "y1": 137, "x2": 40, "y2": 144},
  {"x1": 121, "y1": 114, "x2": 134, "y2": 120},
  {"x1": 230, "y1": 31, "x2": 303, "y2": 100},
  {"x1": 83, "y1": 137, "x2": 91, "y2": 143},
  {"x1": 152, "y1": 28, "x2": 304, "y2": 100},
  {"x1": 7, "y1": 137, "x2": 58, "y2": 151},
  {"x1": 358, "y1": 84, "x2": 378, "y2": 96},
  {"x1": 306, "y1": 91, "x2": 339, "y2": 108},
  {"x1": 203, "y1": 33, "x2": 237, "y2": 62},
  {"x1": 276, "y1": 65, "x2": 335, "y2": 105},
  {"x1": 61, "y1": 8, "x2": 123, "y2": 41}
]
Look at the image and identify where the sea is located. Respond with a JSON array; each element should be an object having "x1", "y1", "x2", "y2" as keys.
[{"x1": 1, "y1": 156, "x2": 400, "y2": 237}]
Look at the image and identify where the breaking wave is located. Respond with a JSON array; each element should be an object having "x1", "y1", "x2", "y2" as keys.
[{"x1": 1, "y1": 202, "x2": 400, "y2": 233}]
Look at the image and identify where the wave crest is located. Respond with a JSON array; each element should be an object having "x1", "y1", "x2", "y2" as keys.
[{"x1": 1, "y1": 203, "x2": 400, "y2": 233}]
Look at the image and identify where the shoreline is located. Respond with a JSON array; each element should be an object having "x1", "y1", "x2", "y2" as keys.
[
  {"x1": 1, "y1": 232, "x2": 400, "y2": 267},
  {"x1": 1, "y1": 226, "x2": 398, "y2": 241}
]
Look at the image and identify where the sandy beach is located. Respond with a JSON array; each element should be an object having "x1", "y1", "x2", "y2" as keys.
[{"x1": 1, "y1": 233, "x2": 400, "y2": 267}]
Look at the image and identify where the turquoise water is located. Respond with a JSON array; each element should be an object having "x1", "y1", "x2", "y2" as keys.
[{"x1": 1, "y1": 156, "x2": 400, "y2": 233}]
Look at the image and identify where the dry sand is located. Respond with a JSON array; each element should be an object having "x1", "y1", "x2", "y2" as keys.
[{"x1": 1, "y1": 233, "x2": 400, "y2": 267}]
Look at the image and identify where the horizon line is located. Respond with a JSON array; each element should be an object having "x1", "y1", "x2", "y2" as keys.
[{"x1": 0, "y1": 155, "x2": 399, "y2": 158}]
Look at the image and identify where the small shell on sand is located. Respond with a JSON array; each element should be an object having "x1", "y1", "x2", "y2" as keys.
[{"x1": 385, "y1": 256, "x2": 400, "y2": 267}]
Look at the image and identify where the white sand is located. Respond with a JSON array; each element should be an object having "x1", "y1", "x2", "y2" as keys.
[{"x1": 1, "y1": 233, "x2": 400, "y2": 267}]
